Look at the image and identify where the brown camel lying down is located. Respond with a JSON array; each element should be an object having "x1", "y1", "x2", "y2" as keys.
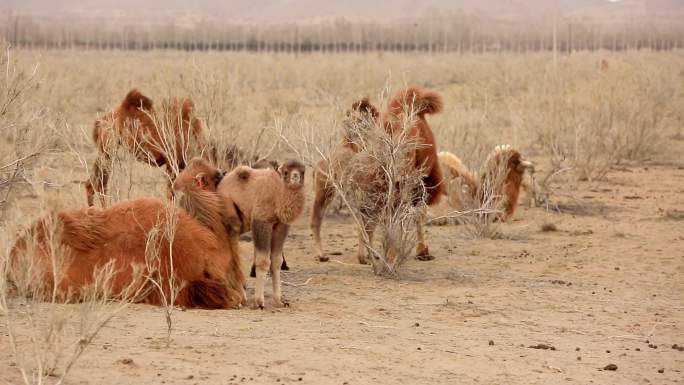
[
  {"x1": 12, "y1": 158, "x2": 245, "y2": 309},
  {"x1": 311, "y1": 86, "x2": 444, "y2": 263},
  {"x1": 438, "y1": 145, "x2": 534, "y2": 222},
  {"x1": 85, "y1": 89, "x2": 205, "y2": 207}
]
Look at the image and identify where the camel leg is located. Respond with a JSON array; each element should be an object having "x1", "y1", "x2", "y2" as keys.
[
  {"x1": 230, "y1": 231, "x2": 247, "y2": 307},
  {"x1": 415, "y1": 207, "x2": 434, "y2": 261},
  {"x1": 86, "y1": 156, "x2": 110, "y2": 207},
  {"x1": 310, "y1": 184, "x2": 334, "y2": 262},
  {"x1": 270, "y1": 223, "x2": 289, "y2": 308},
  {"x1": 250, "y1": 252, "x2": 288, "y2": 278},
  {"x1": 357, "y1": 217, "x2": 374, "y2": 265},
  {"x1": 251, "y1": 220, "x2": 273, "y2": 309}
]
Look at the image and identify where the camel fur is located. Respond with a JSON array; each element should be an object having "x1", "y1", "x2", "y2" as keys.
[
  {"x1": 439, "y1": 145, "x2": 534, "y2": 222},
  {"x1": 217, "y1": 159, "x2": 306, "y2": 309},
  {"x1": 85, "y1": 89, "x2": 205, "y2": 207},
  {"x1": 12, "y1": 158, "x2": 245, "y2": 309},
  {"x1": 311, "y1": 86, "x2": 445, "y2": 264}
]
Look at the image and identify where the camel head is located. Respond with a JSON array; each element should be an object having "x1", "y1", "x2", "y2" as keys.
[
  {"x1": 487, "y1": 145, "x2": 534, "y2": 176},
  {"x1": 278, "y1": 159, "x2": 306, "y2": 190},
  {"x1": 174, "y1": 157, "x2": 226, "y2": 192},
  {"x1": 508, "y1": 150, "x2": 534, "y2": 174},
  {"x1": 342, "y1": 98, "x2": 379, "y2": 149}
]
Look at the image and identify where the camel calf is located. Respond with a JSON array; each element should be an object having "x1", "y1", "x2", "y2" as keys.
[{"x1": 218, "y1": 159, "x2": 306, "y2": 309}]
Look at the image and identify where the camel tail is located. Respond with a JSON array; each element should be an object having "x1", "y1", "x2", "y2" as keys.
[{"x1": 179, "y1": 278, "x2": 233, "y2": 309}]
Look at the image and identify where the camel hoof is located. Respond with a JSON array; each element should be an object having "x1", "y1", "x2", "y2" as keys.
[
  {"x1": 415, "y1": 254, "x2": 435, "y2": 261},
  {"x1": 273, "y1": 299, "x2": 290, "y2": 308},
  {"x1": 358, "y1": 256, "x2": 369, "y2": 265},
  {"x1": 317, "y1": 256, "x2": 330, "y2": 262},
  {"x1": 274, "y1": 299, "x2": 290, "y2": 308}
]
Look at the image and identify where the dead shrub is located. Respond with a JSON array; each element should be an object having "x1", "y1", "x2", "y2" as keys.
[
  {"x1": 531, "y1": 58, "x2": 676, "y2": 182},
  {"x1": 277, "y1": 91, "x2": 429, "y2": 277},
  {"x1": 0, "y1": 42, "x2": 55, "y2": 214}
]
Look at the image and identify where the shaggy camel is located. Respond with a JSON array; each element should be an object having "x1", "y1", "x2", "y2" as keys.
[
  {"x1": 187, "y1": 156, "x2": 288, "y2": 277},
  {"x1": 12, "y1": 158, "x2": 245, "y2": 309},
  {"x1": 311, "y1": 86, "x2": 444, "y2": 263},
  {"x1": 218, "y1": 159, "x2": 306, "y2": 309},
  {"x1": 310, "y1": 98, "x2": 379, "y2": 263},
  {"x1": 438, "y1": 145, "x2": 534, "y2": 221},
  {"x1": 85, "y1": 89, "x2": 205, "y2": 207}
]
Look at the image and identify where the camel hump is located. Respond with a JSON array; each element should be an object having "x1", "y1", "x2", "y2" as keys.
[
  {"x1": 92, "y1": 112, "x2": 114, "y2": 144},
  {"x1": 58, "y1": 210, "x2": 109, "y2": 251},
  {"x1": 180, "y1": 98, "x2": 195, "y2": 118},
  {"x1": 122, "y1": 89, "x2": 153, "y2": 111},
  {"x1": 235, "y1": 166, "x2": 251, "y2": 181},
  {"x1": 391, "y1": 86, "x2": 443, "y2": 115},
  {"x1": 351, "y1": 97, "x2": 380, "y2": 119}
]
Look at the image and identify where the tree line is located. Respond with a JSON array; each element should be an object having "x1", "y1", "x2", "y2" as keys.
[{"x1": 2, "y1": 11, "x2": 684, "y2": 53}]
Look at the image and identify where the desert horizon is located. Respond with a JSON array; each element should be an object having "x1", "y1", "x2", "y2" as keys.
[{"x1": 1, "y1": 2, "x2": 683, "y2": 384}]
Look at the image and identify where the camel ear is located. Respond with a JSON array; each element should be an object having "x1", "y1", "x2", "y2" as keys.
[
  {"x1": 194, "y1": 172, "x2": 206, "y2": 189},
  {"x1": 518, "y1": 160, "x2": 535, "y2": 173}
]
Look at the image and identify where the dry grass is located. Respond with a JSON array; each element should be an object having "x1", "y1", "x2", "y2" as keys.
[
  {"x1": 0, "y1": 43, "x2": 54, "y2": 214},
  {"x1": 1, "y1": 45, "x2": 682, "y2": 381},
  {"x1": 142, "y1": 201, "x2": 182, "y2": 347}
]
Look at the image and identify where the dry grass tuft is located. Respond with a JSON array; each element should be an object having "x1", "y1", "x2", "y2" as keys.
[{"x1": 0, "y1": 42, "x2": 55, "y2": 214}]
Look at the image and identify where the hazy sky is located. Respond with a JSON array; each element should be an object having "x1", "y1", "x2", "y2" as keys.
[{"x1": 1, "y1": 0, "x2": 682, "y2": 24}]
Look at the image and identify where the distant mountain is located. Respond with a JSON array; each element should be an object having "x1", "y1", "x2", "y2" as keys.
[{"x1": 2, "y1": 0, "x2": 683, "y2": 24}]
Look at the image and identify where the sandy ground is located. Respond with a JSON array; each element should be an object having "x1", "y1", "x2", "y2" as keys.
[{"x1": 2, "y1": 144, "x2": 684, "y2": 385}]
